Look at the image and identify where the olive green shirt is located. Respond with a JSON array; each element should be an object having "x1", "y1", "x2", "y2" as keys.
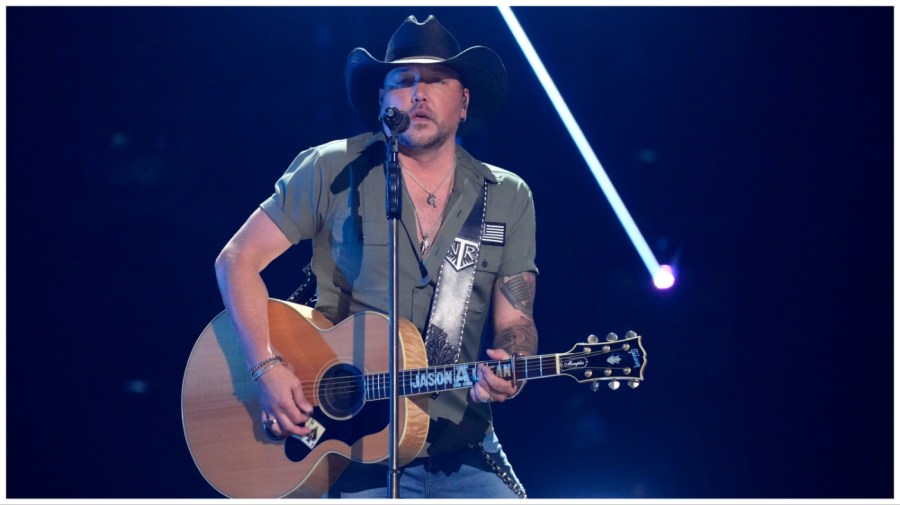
[{"x1": 260, "y1": 131, "x2": 537, "y2": 456}]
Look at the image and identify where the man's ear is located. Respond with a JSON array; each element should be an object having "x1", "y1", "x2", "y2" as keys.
[{"x1": 460, "y1": 90, "x2": 470, "y2": 122}]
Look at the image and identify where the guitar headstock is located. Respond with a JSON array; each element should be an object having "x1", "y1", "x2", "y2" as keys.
[{"x1": 559, "y1": 331, "x2": 647, "y2": 391}]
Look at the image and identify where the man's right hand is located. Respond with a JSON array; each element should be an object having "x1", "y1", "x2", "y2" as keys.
[{"x1": 257, "y1": 364, "x2": 315, "y2": 440}]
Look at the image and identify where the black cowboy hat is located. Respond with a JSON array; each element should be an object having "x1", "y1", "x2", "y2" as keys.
[{"x1": 345, "y1": 15, "x2": 508, "y2": 135}]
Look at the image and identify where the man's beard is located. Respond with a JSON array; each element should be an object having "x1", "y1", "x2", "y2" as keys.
[{"x1": 398, "y1": 120, "x2": 455, "y2": 151}]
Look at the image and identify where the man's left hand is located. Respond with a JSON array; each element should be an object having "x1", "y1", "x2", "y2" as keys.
[{"x1": 469, "y1": 348, "x2": 523, "y2": 403}]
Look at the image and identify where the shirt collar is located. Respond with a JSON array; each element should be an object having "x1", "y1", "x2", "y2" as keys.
[{"x1": 365, "y1": 131, "x2": 498, "y2": 184}]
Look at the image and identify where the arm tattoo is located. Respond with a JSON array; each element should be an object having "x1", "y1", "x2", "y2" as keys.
[
  {"x1": 499, "y1": 273, "x2": 536, "y2": 318},
  {"x1": 494, "y1": 321, "x2": 539, "y2": 357}
]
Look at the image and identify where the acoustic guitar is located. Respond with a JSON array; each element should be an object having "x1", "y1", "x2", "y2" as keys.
[{"x1": 181, "y1": 298, "x2": 646, "y2": 497}]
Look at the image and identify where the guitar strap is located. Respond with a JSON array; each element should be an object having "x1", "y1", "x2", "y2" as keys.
[{"x1": 423, "y1": 180, "x2": 488, "y2": 365}]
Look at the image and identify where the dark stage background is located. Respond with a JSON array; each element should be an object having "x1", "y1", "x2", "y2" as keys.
[{"x1": 6, "y1": 6, "x2": 893, "y2": 499}]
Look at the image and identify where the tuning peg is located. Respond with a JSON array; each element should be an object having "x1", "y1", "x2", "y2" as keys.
[
  {"x1": 625, "y1": 331, "x2": 636, "y2": 339},
  {"x1": 628, "y1": 380, "x2": 640, "y2": 389},
  {"x1": 591, "y1": 382, "x2": 601, "y2": 392},
  {"x1": 608, "y1": 380, "x2": 620, "y2": 391},
  {"x1": 606, "y1": 332, "x2": 618, "y2": 342},
  {"x1": 586, "y1": 334, "x2": 599, "y2": 344}
]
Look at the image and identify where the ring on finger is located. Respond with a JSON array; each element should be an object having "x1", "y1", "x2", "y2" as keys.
[{"x1": 262, "y1": 417, "x2": 286, "y2": 441}]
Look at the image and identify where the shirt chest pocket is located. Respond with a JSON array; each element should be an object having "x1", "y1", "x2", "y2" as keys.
[{"x1": 330, "y1": 218, "x2": 389, "y2": 292}]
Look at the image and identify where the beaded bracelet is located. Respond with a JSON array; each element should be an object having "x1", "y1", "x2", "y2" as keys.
[{"x1": 248, "y1": 355, "x2": 284, "y2": 378}]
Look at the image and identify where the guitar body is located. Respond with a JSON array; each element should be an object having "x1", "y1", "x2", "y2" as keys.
[{"x1": 181, "y1": 299, "x2": 429, "y2": 498}]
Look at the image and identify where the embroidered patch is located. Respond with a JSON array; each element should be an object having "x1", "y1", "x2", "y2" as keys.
[
  {"x1": 483, "y1": 222, "x2": 506, "y2": 246},
  {"x1": 446, "y1": 237, "x2": 480, "y2": 271}
]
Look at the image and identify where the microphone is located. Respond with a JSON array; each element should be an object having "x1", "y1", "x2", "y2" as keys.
[{"x1": 381, "y1": 107, "x2": 410, "y2": 134}]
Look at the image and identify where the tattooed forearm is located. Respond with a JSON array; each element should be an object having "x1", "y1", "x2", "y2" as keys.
[
  {"x1": 499, "y1": 272, "x2": 536, "y2": 318},
  {"x1": 494, "y1": 272, "x2": 538, "y2": 355},
  {"x1": 494, "y1": 320, "x2": 538, "y2": 356}
]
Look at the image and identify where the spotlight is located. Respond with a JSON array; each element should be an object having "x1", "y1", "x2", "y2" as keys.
[
  {"x1": 499, "y1": 6, "x2": 668, "y2": 284},
  {"x1": 653, "y1": 264, "x2": 676, "y2": 290}
]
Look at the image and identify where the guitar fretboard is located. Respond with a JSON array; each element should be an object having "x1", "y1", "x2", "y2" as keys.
[{"x1": 364, "y1": 354, "x2": 557, "y2": 401}]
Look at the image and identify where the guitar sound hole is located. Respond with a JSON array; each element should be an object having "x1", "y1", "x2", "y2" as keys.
[{"x1": 318, "y1": 363, "x2": 365, "y2": 420}]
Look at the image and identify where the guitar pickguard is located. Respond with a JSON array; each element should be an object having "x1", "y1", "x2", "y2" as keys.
[{"x1": 284, "y1": 400, "x2": 388, "y2": 462}]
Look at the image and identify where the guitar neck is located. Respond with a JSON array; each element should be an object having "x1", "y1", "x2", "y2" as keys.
[{"x1": 364, "y1": 354, "x2": 557, "y2": 401}]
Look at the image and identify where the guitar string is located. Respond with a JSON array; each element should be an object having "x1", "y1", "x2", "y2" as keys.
[
  {"x1": 274, "y1": 343, "x2": 639, "y2": 391},
  {"x1": 266, "y1": 342, "x2": 639, "y2": 393},
  {"x1": 286, "y1": 354, "x2": 596, "y2": 387},
  {"x1": 287, "y1": 353, "x2": 623, "y2": 386},
  {"x1": 290, "y1": 363, "x2": 550, "y2": 392},
  {"x1": 295, "y1": 373, "x2": 636, "y2": 397},
  {"x1": 285, "y1": 356, "x2": 630, "y2": 395},
  {"x1": 302, "y1": 355, "x2": 562, "y2": 384},
  {"x1": 290, "y1": 358, "x2": 554, "y2": 387}
]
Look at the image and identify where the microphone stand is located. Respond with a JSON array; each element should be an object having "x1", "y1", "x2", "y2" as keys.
[{"x1": 384, "y1": 123, "x2": 403, "y2": 499}]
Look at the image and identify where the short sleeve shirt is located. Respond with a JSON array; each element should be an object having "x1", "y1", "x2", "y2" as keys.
[{"x1": 260, "y1": 131, "x2": 537, "y2": 456}]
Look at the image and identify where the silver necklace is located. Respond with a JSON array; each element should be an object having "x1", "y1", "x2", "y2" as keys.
[
  {"x1": 402, "y1": 163, "x2": 454, "y2": 207},
  {"x1": 410, "y1": 201, "x2": 443, "y2": 254}
]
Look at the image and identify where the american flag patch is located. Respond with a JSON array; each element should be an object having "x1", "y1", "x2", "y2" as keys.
[{"x1": 483, "y1": 222, "x2": 506, "y2": 246}]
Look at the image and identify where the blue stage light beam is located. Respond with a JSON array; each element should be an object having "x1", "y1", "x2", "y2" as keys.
[{"x1": 498, "y1": 6, "x2": 674, "y2": 289}]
